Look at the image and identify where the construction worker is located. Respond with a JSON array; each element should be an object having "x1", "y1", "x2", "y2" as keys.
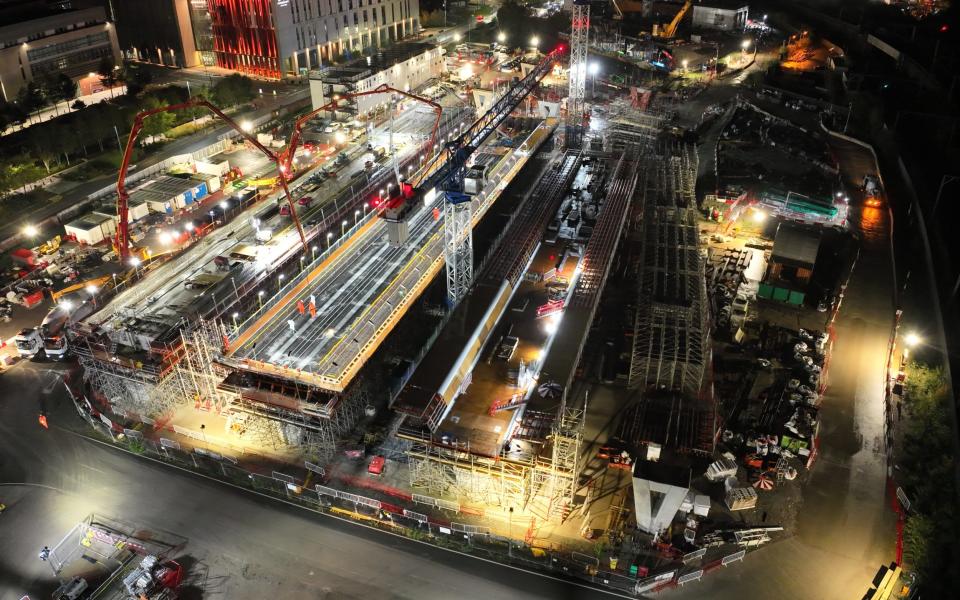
[{"x1": 38, "y1": 546, "x2": 50, "y2": 561}]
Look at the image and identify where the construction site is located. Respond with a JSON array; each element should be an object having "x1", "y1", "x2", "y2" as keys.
[{"x1": 60, "y1": 0, "x2": 773, "y2": 574}]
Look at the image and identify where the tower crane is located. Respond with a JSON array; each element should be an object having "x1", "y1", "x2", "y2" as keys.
[
  {"x1": 410, "y1": 47, "x2": 564, "y2": 305},
  {"x1": 567, "y1": 0, "x2": 591, "y2": 148}
]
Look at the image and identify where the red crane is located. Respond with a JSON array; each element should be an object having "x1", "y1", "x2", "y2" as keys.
[{"x1": 115, "y1": 99, "x2": 307, "y2": 261}]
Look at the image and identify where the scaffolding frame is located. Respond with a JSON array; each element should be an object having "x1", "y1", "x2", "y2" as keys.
[
  {"x1": 628, "y1": 145, "x2": 709, "y2": 395},
  {"x1": 406, "y1": 435, "x2": 533, "y2": 509}
]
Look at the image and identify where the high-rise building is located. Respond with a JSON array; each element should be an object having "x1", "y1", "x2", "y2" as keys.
[
  {"x1": 207, "y1": 0, "x2": 421, "y2": 79},
  {"x1": 112, "y1": 0, "x2": 203, "y2": 68},
  {"x1": 114, "y1": 0, "x2": 420, "y2": 79}
]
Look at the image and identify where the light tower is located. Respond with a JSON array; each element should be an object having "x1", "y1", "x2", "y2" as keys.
[{"x1": 567, "y1": 0, "x2": 590, "y2": 148}]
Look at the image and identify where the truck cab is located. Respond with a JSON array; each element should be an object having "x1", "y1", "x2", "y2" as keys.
[{"x1": 14, "y1": 327, "x2": 42, "y2": 359}]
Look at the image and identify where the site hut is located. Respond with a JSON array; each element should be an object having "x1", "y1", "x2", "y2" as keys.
[
  {"x1": 758, "y1": 222, "x2": 821, "y2": 306},
  {"x1": 65, "y1": 213, "x2": 117, "y2": 246},
  {"x1": 130, "y1": 175, "x2": 215, "y2": 216}
]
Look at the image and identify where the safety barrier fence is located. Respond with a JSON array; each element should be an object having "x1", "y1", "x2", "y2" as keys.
[{"x1": 89, "y1": 413, "x2": 756, "y2": 596}]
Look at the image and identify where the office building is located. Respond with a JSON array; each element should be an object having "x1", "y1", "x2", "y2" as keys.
[
  {"x1": 113, "y1": 0, "x2": 209, "y2": 68},
  {"x1": 309, "y1": 41, "x2": 442, "y2": 116},
  {"x1": 207, "y1": 0, "x2": 421, "y2": 79},
  {"x1": 0, "y1": 2, "x2": 120, "y2": 101}
]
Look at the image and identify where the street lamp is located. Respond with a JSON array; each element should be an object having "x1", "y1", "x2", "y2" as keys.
[
  {"x1": 354, "y1": 209, "x2": 361, "y2": 224},
  {"x1": 232, "y1": 312, "x2": 239, "y2": 330},
  {"x1": 588, "y1": 62, "x2": 599, "y2": 96},
  {"x1": 278, "y1": 273, "x2": 285, "y2": 289},
  {"x1": 240, "y1": 120, "x2": 253, "y2": 132},
  {"x1": 326, "y1": 231, "x2": 333, "y2": 248},
  {"x1": 453, "y1": 33, "x2": 462, "y2": 42},
  {"x1": 258, "y1": 290, "x2": 265, "y2": 307},
  {"x1": 497, "y1": 31, "x2": 506, "y2": 44},
  {"x1": 22, "y1": 224, "x2": 38, "y2": 237},
  {"x1": 341, "y1": 219, "x2": 348, "y2": 235},
  {"x1": 905, "y1": 332, "x2": 922, "y2": 348},
  {"x1": 85, "y1": 284, "x2": 98, "y2": 296},
  {"x1": 681, "y1": 59, "x2": 689, "y2": 72},
  {"x1": 530, "y1": 36, "x2": 540, "y2": 54},
  {"x1": 312, "y1": 245, "x2": 319, "y2": 259}
]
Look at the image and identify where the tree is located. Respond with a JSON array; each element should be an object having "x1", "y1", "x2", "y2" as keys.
[
  {"x1": 71, "y1": 99, "x2": 86, "y2": 110},
  {"x1": 55, "y1": 74, "x2": 78, "y2": 102},
  {"x1": 16, "y1": 81, "x2": 46, "y2": 115},
  {"x1": 25, "y1": 126, "x2": 58, "y2": 173},
  {"x1": 211, "y1": 74, "x2": 255, "y2": 107},
  {"x1": 97, "y1": 56, "x2": 119, "y2": 90},
  {"x1": 124, "y1": 62, "x2": 153, "y2": 96},
  {"x1": 139, "y1": 97, "x2": 174, "y2": 138}
]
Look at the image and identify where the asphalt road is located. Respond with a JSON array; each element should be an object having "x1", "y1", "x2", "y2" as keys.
[{"x1": 0, "y1": 361, "x2": 609, "y2": 600}]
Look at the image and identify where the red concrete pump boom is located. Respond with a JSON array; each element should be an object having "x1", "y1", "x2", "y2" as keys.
[{"x1": 115, "y1": 99, "x2": 307, "y2": 261}]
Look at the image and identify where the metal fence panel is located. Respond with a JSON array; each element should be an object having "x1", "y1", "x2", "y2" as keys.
[
  {"x1": 304, "y1": 461, "x2": 326, "y2": 476},
  {"x1": 315, "y1": 485, "x2": 338, "y2": 498},
  {"x1": 339, "y1": 492, "x2": 361, "y2": 504},
  {"x1": 356, "y1": 496, "x2": 382, "y2": 510},
  {"x1": 403, "y1": 509, "x2": 428, "y2": 522},
  {"x1": 682, "y1": 548, "x2": 707, "y2": 562},
  {"x1": 122, "y1": 428, "x2": 143, "y2": 439},
  {"x1": 677, "y1": 570, "x2": 704, "y2": 585},
  {"x1": 721, "y1": 550, "x2": 746, "y2": 565},
  {"x1": 412, "y1": 493, "x2": 435, "y2": 507},
  {"x1": 435, "y1": 499, "x2": 460, "y2": 512},
  {"x1": 272, "y1": 471, "x2": 295, "y2": 484},
  {"x1": 571, "y1": 551, "x2": 599, "y2": 566},
  {"x1": 452, "y1": 523, "x2": 490, "y2": 535}
]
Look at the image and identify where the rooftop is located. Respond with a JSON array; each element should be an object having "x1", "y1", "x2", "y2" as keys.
[
  {"x1": 313, "y1": 42, "x2": 439, "y2": 82},
  {"x1": 771, "y1": 222, "x2": 821, "y2": 269}
]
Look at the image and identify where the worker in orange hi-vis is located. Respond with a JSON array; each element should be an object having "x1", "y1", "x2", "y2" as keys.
[
  {"x1": 309, "y1": 302, "x2": 317, "y2": 318},
  {"x1": 297, "y1": 299, "x2": 305, "y2": 315},
  {"x1": 38, "y1": 414, "x2": 48, "y2": 429}
]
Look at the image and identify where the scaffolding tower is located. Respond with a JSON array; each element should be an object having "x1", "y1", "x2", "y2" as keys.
[
  {"x1": 566, "y1": 1, "x2": 591, "y2": 148},
  {"x1": 75, "y1": 321, "x2": 230, "y2": 420},
  {"x1": 406, "y1": 433, "x2": 533, "y2": 509},
  {"x1": 528, "y1": 391, "x2": 585, "y2": 521}
]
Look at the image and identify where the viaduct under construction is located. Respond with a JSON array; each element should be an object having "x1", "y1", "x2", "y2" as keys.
[{"x1": 70, "y1": 10, "x2": 715, "y2": 523}]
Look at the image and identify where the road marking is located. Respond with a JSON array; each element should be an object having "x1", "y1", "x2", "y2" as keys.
[
  {"x1": 72, "y1": 430, "x2": 634, "y2": 599},
  {"x1": 79, "y1": 463, "x2": 108, "y2": 474}
]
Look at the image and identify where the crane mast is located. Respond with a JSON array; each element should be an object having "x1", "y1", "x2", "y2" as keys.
[{"x1": 567, "y1": 0, "x2": 591, "y2": 149}]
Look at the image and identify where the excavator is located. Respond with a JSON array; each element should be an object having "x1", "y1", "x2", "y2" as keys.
[
  {"x1": 653, "y1": 0, "x2": 692, "y2": 39},
  {"x1": 612, "y1": 0, "x2": 692, "y2": 39}
]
